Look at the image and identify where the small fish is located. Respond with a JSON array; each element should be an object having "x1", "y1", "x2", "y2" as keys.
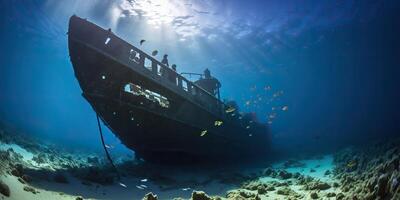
[
  {"x1": 249, "y1": 134, "x2": 252, "y2": 137},
  {"x1": 200, "y1": 130, "x2": 207, "y2": 136},
  {"x1": 245, "y1": 101, "x2": 251, "y2": 106},
  {"x1": 264, "y1": 85, "x2": 271, "y2": 90},
  {"x1": 214, "y1": 120, "x2": 223, "y2": 126},
  {"x1": 282, "y1": 106, "x2": 288, "y2": 111},
  {"x1": 269, "y1": 113, "x2": 276, "y2": 119},
  {"x1": 225, "y1": 107, "x2": 236, "y2": 113},
  {"x1": 141, "y1": 179, "x2": 148, "y2": 182},
  {"x1": 140, "y1": 39, "x2": 146, "y2": 45},
  {"x1": 271, "y1": 107, "x2": 276, "y2": 111},
  {"x1": 182, "y1": 188, "x2": 191, "y2": 191},
  {"x1": 119, "y1": 182, "x2": 127, "y2": 188},
  {"x1": 140, "y1": 184, "x2": 147, "y2": 188},
  {"x1": 136, "y1": 185, "x2": 144, "y2": 189},
  {"x1": 152, "y1": 50, "x2": 158, "y2": 56},
  {"x1": 231, "y1": 113, "x2": 235, "y2": 117},
  {"x1": 105, "y1": 144, "x2": 114, "y2": 149},
  {"x1": 246, "y1": 126, "x2": 250, "y2": 129}
]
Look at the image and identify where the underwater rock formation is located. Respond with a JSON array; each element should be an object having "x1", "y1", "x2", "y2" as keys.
[
  {"x1": 226, "y1": 189, "x2": 260, "y2": 200},
  {"x1": 303, "y1": 180, "x2": 331, "y2": 190},
  {"x1": 333, "y1": 139, "x2": 400, "y2": 199},
  {"x1": 309, "y1": 191, "x2": 318, "y2": 199},
  {"x1": 143, "y1": 192, "x2": 158, "y2": 200},
  {"x1": 191, "y1": 191, "x2": 214, "y2": 200},
  {"x1": 0, "y1": 179, "x2": 10, "y2": 197},
  {"x1": 2, "y1": 123, "x2": 400, "y2": 200}
]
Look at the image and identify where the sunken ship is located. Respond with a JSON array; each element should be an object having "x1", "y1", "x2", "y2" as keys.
[{"x1": 68, "y1": 15, "x2": 270, "y2": 162}]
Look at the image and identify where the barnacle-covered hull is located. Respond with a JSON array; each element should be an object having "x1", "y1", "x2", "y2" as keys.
[{"x1": 68, "y1": 15, "x2": 270, "y2": 163}]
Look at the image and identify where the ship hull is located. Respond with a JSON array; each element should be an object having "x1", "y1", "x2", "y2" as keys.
[{"x1": 68, "y1": 16, "x2": 270, "y2": 163}]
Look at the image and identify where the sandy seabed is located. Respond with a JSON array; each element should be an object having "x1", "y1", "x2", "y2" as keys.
[{"x1": 0, "y1": 128, "x2": 399, "y2": 200}]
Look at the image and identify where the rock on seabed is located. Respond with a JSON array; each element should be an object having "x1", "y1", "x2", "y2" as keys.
[{"x1": 0, "y1": 179, "x2": 10, "y2": 197}]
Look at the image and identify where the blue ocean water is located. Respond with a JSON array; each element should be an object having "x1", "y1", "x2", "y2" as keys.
[
  {"x1": 1, "y1": 1, "x2": 400, "y2": 199},
  {"x1": 1, "y1": 0, "x2": 399, "y2": 155}
]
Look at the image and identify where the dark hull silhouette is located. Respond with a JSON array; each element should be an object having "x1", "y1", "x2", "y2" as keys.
[{"x1": 68, "y1": 15, "x2": 270, "y2": 163}]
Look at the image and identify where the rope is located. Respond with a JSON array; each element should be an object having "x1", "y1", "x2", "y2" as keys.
[{"x1": 96, "y1": 114, "x2": 121, "y2": 180}]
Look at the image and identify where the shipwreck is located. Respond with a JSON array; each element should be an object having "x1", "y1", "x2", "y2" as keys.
[{"x1": 68, "y1": 15, "x2": 270, "y2": 163}]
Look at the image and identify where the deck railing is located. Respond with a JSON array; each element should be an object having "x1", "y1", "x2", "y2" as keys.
[
  {"x1": 110, "y1": 35, "x2": 225, "y2": 116},
  {"x1": 70, "y1": 16, "x2": 227, "y2": 118}
]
